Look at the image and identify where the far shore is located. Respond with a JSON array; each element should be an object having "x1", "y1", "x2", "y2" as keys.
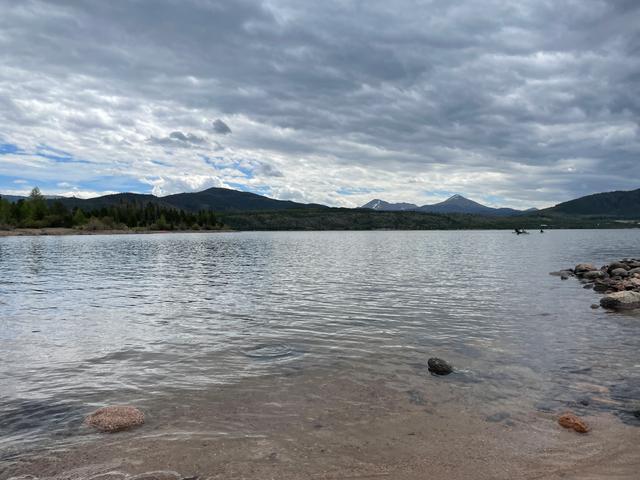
[
  {"x1": 1, "y1": 226, "x2": 638, "y2": 237},
  {"x1": 0, "y1": 227, "x2": 231, "y2": 237}
]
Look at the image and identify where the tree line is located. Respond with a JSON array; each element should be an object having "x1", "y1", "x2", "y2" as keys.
[{"x1": 0, "y1": 188, "x2": 223, "y2": 231}]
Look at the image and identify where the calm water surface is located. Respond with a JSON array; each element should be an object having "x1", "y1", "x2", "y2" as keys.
[{"x1": 1, "y1": 230, "x2": 639, "y2": 458}]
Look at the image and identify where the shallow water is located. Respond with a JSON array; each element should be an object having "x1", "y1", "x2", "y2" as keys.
[{"x1": 1, "y1": 230, "x2": 639, "y2": 464}]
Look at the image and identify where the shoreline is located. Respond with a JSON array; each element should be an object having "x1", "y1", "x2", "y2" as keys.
[
  {"x1": 2, "y1": 367, "x2": 639, "y2": 480},
  {"x1": 0, "y1": 228, "x2": 231, "y2": 237},
  {"x1": 1, "y1": 226, "x2": 639, "y2": 237}
]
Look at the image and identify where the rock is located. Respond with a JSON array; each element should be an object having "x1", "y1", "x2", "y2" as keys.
[
  {"x1": 593, "y1": 279, "x2": 612, "y2": 292},
  {"x1": 558, "y1": 412, "x2": 590, "y2": 433},
  {"x1": 583, "y1": 270, "x2": 605, "y2": 280},
  {"x1": 427, "y1": 357, "x2": 453, "y2": 375},
  {"x1": 550, "y1": 270, "x2": 574, "y2": 277},
  {"x1": 610, "y1": 268, "x2": 629, "y2": 277},
  {"x1": 600, "y1": 291, "x2": 640, "y2": 310},
  {"x1": 85, "y1": 406, "x2": 145, "y2": 433},
  {"x1": 574, "y1": 263, "x2": 597, "y2": 274},
  {"x1": 629, "y1": 267, "x2": 640, "y2": 276},
  {"x1": 590, "y1": 304, "x2": 600, "y2": 309},
  {"x1": 608, "y1": 261, "x2": 630, "y2": 271},
  {"x1": 628, "y1": 278, "x2": 640, "y2": 289},
  {"x1": 561, "y1": 274, "x2": 569, "y2": 280}
]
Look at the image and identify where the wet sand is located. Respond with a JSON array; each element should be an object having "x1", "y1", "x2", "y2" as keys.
[{"x1": 2, "y1": 367, "x2": 639, "y2": 480}]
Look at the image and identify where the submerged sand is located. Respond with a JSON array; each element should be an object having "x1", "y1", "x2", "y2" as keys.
[{"x1": 2, "y1": 366, "x2": 638, "y2": 480}]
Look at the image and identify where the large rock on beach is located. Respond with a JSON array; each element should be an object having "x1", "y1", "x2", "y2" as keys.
[
  {"x1": 600, "y1": 291, "x2": 640, "y2": 310},
  {"x1": 85, "y1": 405, "x2": 145, "y2": 433},
  {"x1": 558, "y1": 412, "x2": 590, "y2": 433},
  {"x1": 427, "y1": 357, "x2": 453, "y2": 375}
]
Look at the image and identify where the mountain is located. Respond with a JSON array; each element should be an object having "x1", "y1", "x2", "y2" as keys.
[
  {"x1": 162, "y1": 187, "x2": 326, "y2": 212},
  {"x1": 0, "y1": 194, "x2": 63, "y2": 203},
  {"x1": 0, "y1": 194, "x2": 26, "y2": 203},
  {"x1": 361, "y1": 199, "x2": 419, "y2": 211},
  {"x1": 47, "y1": 187, "x2": 326, "y2": 213},
  {"x1": 361, "y1": 194, "x2": 526, "y2": 216},
  {"x1": 546, "y1": 188, "x2": 640, "y2": 218}
]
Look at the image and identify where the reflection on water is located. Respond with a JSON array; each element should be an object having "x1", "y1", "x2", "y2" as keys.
[{"x1": 0, "y1": 230, "x2": 639, "y2": 458}]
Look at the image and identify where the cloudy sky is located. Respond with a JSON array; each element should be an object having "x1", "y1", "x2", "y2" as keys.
[{"x1": 0, "y1": 0, "x2": 638, "y2": 208}]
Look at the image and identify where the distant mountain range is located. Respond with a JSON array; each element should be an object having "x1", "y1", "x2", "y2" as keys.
[
  {"x1": 1, "y1": 187, "x2": 326, "y2": 213},
  {"x1": 361, "y1": 194, "x2": 536, "y2": 216},
  {"x1": 2, "y1": 186, "x2": 639, "y2": 218},
  {"x1": 542, "y1": 188, "x2": 640, "y2": 218}
]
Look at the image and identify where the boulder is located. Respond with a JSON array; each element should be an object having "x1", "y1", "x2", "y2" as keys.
[
  {"x1": 590, "y1": 304, "x2": 600, "y2": 309},
  {"x1": 628, "y1": 267, "x2": 640, "y2": 276},
  {"x1": 583, "y1": 270, "x2": 605, "y2": 280},
  {"x1": 600, "y1": 291, "x2": 640, "y2": 310},
  {"x1": 85, "y1": 405, "x2": 145, "y2": 433},
  {"x1": 610, "y1": 268, "x2": 629, "y2": 277},
  {"x1": 427, "y1": 357, "x2": 453, "y2": 375},
  {"x1": 558, "y1": 412, "x2": 590, "y2": 433},
  {"x1": 608, "y1": 261, "x2": 630, "y2": 271},
  {"x1": 625, "y1": 278, "x2": 640, "y2": 289},
  {"x1": 574, "y1": 263, "x2": 597, "y2": 274},
  {"x1": 593, "y1": 279, "x2": 612, "y2": 292}
]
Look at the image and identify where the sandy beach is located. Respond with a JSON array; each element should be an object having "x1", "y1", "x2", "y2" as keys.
[{"x1": 2, "y1": 366, "x2": 639, "y2": 480}]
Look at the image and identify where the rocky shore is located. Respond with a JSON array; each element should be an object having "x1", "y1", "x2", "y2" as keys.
[{"x1": 551, "y1": 258, "x2": 640, "y2": 310}]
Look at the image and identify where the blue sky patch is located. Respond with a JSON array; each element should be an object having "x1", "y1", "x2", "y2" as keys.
[{"x1": 0, "y1": 143, "x2": 22, "y2": 155}]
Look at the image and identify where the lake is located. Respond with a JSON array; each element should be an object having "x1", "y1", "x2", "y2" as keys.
[{"x1": 1, "y1": 230, "x2": 639, "y2": 479}]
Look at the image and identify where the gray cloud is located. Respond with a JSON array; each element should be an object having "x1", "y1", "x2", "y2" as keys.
[
  {"x1": 149, "y1": 131, "x2": 208, "y2": 147},
  {"x1": 0, "y1": 0, "x2": 638, "y2": 207},
  {"x1": 212, "y1": 119, "x2": 232, "y2": 135},
  {"x1": 254, "y1": 162, "x2": 283, "y2": 177}
]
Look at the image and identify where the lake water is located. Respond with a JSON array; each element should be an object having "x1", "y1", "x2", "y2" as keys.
[{"x1": 1, "y1": 230, "x2": 639, "y2": 477}]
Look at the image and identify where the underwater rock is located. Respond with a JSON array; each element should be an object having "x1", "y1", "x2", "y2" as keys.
[{"x1": 85, "y1": 405, "x2": 145, "y2": 433}]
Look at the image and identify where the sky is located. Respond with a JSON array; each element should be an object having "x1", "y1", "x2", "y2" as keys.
[{"x1": 0, "y1": 0, "x2": 638, "y2": 209}]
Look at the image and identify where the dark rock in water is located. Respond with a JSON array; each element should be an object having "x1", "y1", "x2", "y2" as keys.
[
  {"x1": 610, "y1": 268, "x2": 629, "y2": 278},
  {"x1": 600, "y1": 291, "x2": 640, "y2": 310},
  {"x1": 608, "y1": 261, "x2": 630, "y2": 272},
  {"x1": 583, "y1": 270, "x2": 605, "y2": 280},
  {"x1": 550, "y1": 270, "x2": 574, "y2": 277},
  {"x1": 427, "y1": 357, "x2": 453, "y2": 375},
  {"x1": 561, "y1": 274, "x2": 569, "y2": 280},
  {"x1": 577, "y1": 397, "x2": 591, "y2": 406},
  {"x1": 593, "y1": 280, "x2": 612, "y2": 292},
  {"x1": 590, "y1": 303, "x2": 600, "y2": 309},
  {"x1": 584, "y1": 284, "x2": 594, "y2": 289}
]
